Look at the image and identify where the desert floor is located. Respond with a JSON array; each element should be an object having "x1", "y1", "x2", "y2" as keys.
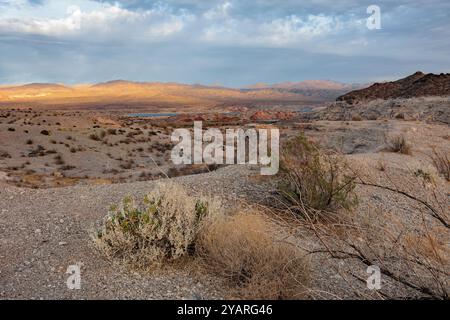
[{"x1": 0, "y1": 112, "x2": 449, "y2": 299}]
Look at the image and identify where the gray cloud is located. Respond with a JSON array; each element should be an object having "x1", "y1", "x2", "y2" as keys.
[{"x1": 0, "y1": 0, "x2": 449, "y2": 86}]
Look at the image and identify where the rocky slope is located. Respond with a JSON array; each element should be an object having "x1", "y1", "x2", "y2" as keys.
[
  {"x1": 318, "y1": 72, "x2": 450, "y2": 123},
  {"x1": 318, "y1": 97, "x2": 450, "y2": 124},
  {"x1": 337, "y1": 72, "x2": 450, "y2": 103}
]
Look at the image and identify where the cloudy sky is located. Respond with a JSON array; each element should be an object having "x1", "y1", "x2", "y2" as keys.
[{"x1": 0, "y1": 0, "x2": 449, "y2": 86}]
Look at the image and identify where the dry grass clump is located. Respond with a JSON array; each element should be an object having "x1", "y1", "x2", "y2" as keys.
[
  {"x1": 429, "y1": 148, "x2": 450, "y2": 181},
  {"x1": 279, "y1": 135, "x2": 357, "y2": 214},
  {"x1": 94, "y1": 182, "x2": 221, "y2": 268},
  {"x1": 387, "y1": 134, "x2": 411, "y2": 155},
  {"x1": 197, "y1": 212, "x2": 309, "y2": 300}
]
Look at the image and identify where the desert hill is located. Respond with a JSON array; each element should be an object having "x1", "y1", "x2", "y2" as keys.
[
  {"x1": 245, "y1": 80, "x2": 367, "y2": 100},
  {"x1": 319, "y1": 72, "x2": 450, "y2": 124},
  {"x1": 0, "y1": 81, "x2": 326, "y2": 111},
  {"x1": 337, "y1": 71, "x2": 450, "y2": 103}
]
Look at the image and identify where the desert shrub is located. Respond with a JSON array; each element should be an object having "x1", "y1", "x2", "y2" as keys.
[
  {"x1": 103, "y1": 168, "x2": 120, "y2": 175},
  {"x1": 119, "y1": 161, "x2": 133, "y2": 170},
  {"x1": 299, "y1": 175, "x2": 450, "y2": 299},
  {"x1": 94, "y1": 182, "x2": 221, "y2": 267},
  {"x1": 351, "y1": 114, "x2": 362, "y2": 121},
  {"x1": 153, "y1": 141, "x2": 172, "y2": 153},
  {"x1": 0, "y1": 150, "x2": 11, "y2": 159},
  {"x1": 60, "y1": 165, "x2": 76, "y2": 171},
  {"x1": 26, "y1": 139, "x2": 33, "y2": 145},
  {"x1": 429, "y1": 148, "x2": 450, "y2": 181},
  {"x1": 28, "y1": 145, "x2": 46, "y2": 157},
  {"x1": 278, "y1": 135, "x2": 357, "y2": 214},
  {"x1": 414, "y1": 169, "x2": 433, "y2": 184},
  {"x1": 387, "y1": 134, "x2": 411, "y2": 154},
  {"x1": 40, "y1": 130, "x2": 50, "y2": 136},
  {"x1": 7, "y1": 127, "x2": 15, "y2": 132},
  {"x1": 89, "y1": 133, "x2": 101, "y2": 141},
  {"x1": 107, "y1": 128, "x2": 117, "y2": 135},
  {"x1": 54, "y1": 155, "x2": 65, "y2": 165},
  {"x1": 197, "y1": 212, "x2": 309, "y2": 299}
]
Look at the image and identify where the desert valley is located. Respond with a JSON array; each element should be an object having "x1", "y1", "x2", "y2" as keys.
[{"x1": 0, "y1": 71, "x2": 449, "y2": 300}]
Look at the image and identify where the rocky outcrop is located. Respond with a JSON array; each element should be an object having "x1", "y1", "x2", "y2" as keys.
[
  {"x1": 337, "y1": 72, "x2": 450, "y2": 103},
  {"x1": 319, "y1": 97, "x2": 450, "y2": 124}
]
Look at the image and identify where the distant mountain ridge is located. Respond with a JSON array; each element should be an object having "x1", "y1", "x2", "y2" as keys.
[
  {"x1": 0, "y1": 79, "x2": 328, "y2": 110},
  {"x1": 244, "y1": 80, "x2": 367, "y2": 101},
  {"x1": 337, "y1": 72, "x2": 450, "y2": 103},
  {"x1": 246, "y1": 80, "x2": 364, "y2": 91}
]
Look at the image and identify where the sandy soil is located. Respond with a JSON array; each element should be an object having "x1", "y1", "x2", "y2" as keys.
[{"x1": 0, "y1": 114, "x2": 449, "y2": 299}]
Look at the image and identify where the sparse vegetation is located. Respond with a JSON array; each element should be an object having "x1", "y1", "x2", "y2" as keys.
[
  {"x1": 28, "y1": 145, "x2": 47, "y2": 157},
  {"x1": 278, "y1": 135, "x2": 357, "y2": 215},
  {"x1": 54, "y1": 155, "x2": 65, "y2": 165},
  {"x1": 0, "y1": 150, "x2": 11, "y2": 159},
  {"x1": 414, "y1": 168, "x2": 433, "y2": 184},
  {"x1": 60, "y1": 165, "x2": 76, "y2": 171},
  {"x1": 197, "y1": 212, "x2": 309, "y2": 299},
  {"x1": 89, "y1": 133, "x2": 101, "y2": 141},
  {"x1": 429, "y1": 147, "x2": 450, "y2": 181},
  {"x1": 387, "y1": 134, "x2": 412, "y2": 154},
  {"x1": 298, "y1": 171, "x2": 450, "y2": 299},
  {"x1": 94, "y1": 182, "x2": 221, "y2": 267}
]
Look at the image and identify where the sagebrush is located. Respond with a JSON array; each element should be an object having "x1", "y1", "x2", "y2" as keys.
[{"x1": 94, "y1": 182, "x2": 221, "y2": 268}]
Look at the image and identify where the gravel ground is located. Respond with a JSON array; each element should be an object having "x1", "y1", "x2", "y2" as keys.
[
  {"x1": 1, "y1": 139, "x2": 448, "y2": 300},
  {"x1": 0, "y1": 165, "x2": 266, "y2": 300}
]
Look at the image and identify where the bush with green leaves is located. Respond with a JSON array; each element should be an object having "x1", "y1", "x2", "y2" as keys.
[
  {"x1": 278, "y1": 135, "x2": 357, "y2": 215},
  {"x1": 94, "y1": 182, "x2": 221, "y2": 267}
]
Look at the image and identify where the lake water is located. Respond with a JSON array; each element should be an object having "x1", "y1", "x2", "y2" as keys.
[{"x1": 127, "y1": 113, "x2": 178, "y2": 117}]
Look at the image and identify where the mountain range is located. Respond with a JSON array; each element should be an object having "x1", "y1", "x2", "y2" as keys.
[{"x1": 0, "y1": 80, "x2": 361, "y2": 110}]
